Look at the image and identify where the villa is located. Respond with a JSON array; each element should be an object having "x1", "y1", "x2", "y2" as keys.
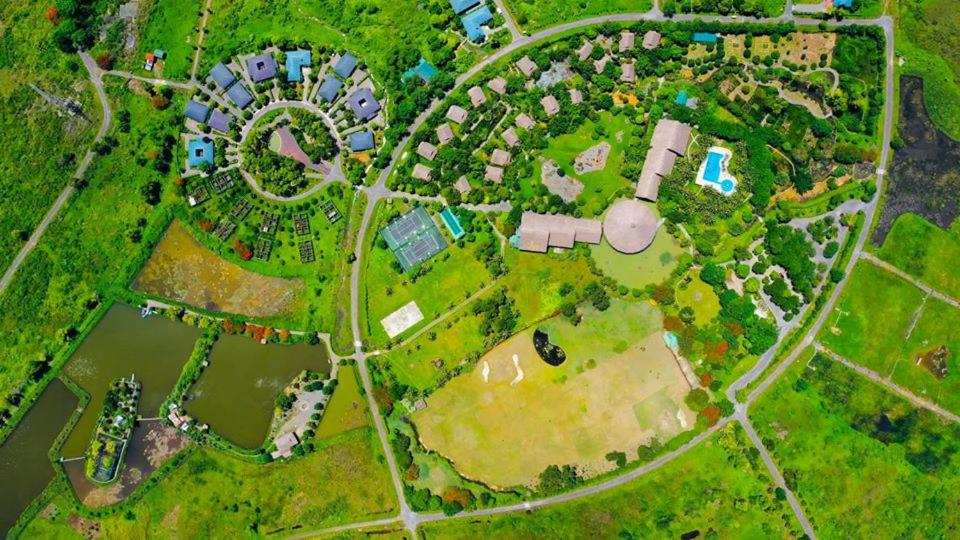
[
  {"x1": 208, "y1": 110, "x2": 232, "y2": 132},
  {"x1": 450, "y1": 0, "x2": 480, "y2": 15},
  {"x1": 349, "y1": 131, "x2": 375, "y2": 152},
  {"x1": 516, "y1": 56, "x2": 538, "y2": 77},
  {"x1": 226, "y1": 83, "x2": 254, "y2": 109},
  {"x1": 412, "y1": 163, "x2": 433, "y2": 181},
  {"x1": 577, "y1": 41, "x2": 594, "y2": 62},
  {"x1": 502, "y1": 127, "x2": 520, "y2": 147},
  {"x1": 187, "y1": 137, "x2": 214, "y2": 168},
  {"x1": 541, "y1": 95, "x2": 560, "y2": 116},
  {"x1": 621, "y1": 62, "x2": 636, "y2": 83},
  {"x1": 334, "y1": 53, "x2": 358, "y2": 78},
  {"x1": 696, "y1": 146, "x2": 738, "y2": 196},
  {"x1": 490, "y1": 148, "x2": 512, "y2": 166},
  {"x1": 461, "y1": 5, "x2": 493, "y2": 42},
  {"x1": 620, "y1": 31, "x2": 635, "y2": 51},
  {"x1": 455, "y1": 176, "x2": 471, "y2": 194},
  {"x1": 317, "y1": 76, "x2": 343, "y2": 103},
  {"x1": 209, "y1": 62, "x2": 236, "y2": 89},
  {"x1": 594, "y1": 56, "x2": 609, "y2": 74},
  {"x1": 643, "y1": 30, "x2": 661, "y2": 50},
  {"x1": 247, "y1": 52, "x2": 277, "y2": 82},
  {"x1": 285, "y1": 49, "x2": 311, "y2": 82},
  {"x1": 417, "y1": 141, "x2": 438, "y2": 161},
  {"x1": 569, "y1": 88, "x2": 583, "y2": 104},
  {"x1": 270, "y1": 432, "x2": 300, "y2": 460},
  {"x1": 635, "y1": 119, "x2": 692, "y2": 201},
  {"x1": 446, "y1": 105, "x2": 469, "y2": 124},
  {"x1": 468, "y1": 86, "x2": 487, "y2": 107},
  {"x1": 347, "y1": 88, "x2": 381, "y2": 121},
  {"x1": 516, "y1": 113, "x2": 535, "y2": 130},
  {"x1": 403, "y1": 57, "x2": 439, "y2": 82},
  {"x1": 437, "y1": 123, "x2": 455, "y2": 144},
  {"x1": 485, "y1": 165, "x2": 504, "y2": 183},
  {"x1": 518, "y1": 212, "x2": 602, "y2": 253},
  {"x1": 184, "y1": 100, "x2": 210, "y2": 123},
  {"x1": 487, "y1": 76, "x2": 507, "y2": 95}
]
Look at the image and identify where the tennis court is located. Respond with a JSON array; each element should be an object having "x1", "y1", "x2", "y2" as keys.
[{"x1": 380, "y1": 207, "x2": 448, "y2": 272}]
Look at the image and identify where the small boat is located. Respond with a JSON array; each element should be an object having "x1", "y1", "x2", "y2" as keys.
[{"x1": 140, "y1": 307, "x2": 156, "y2": 318}]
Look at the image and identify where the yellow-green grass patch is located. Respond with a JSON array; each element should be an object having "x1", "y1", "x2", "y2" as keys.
[
  {"x1": 501, "y1": 248, "x2": 594, "y2": 326},
  {"x1": 676, "y1": 273, "x2": 721, "y2": 324},
  {"x1": 316, "y1": 365, "x2": 370, "y2": 440},
  {"x1": 590, "y1": 221, "x2": 685, "y2": 289},
  {"x1": 877, "y1": 213, "x2": 960, "y2": 299},
  {"x1": 413, "y1": 300, "x2": 693, "y2": 489},
  {"x1": 892, "y1": 298, "x2": 960, "y2": 414},
  {"x1": 504, "y1": 0, "x2": 652, "y2": 32}
]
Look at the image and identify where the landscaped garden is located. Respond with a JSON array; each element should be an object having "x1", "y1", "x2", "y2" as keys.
[{"x1": 84, "y1": 377, "x2": 139, "y2": 484}]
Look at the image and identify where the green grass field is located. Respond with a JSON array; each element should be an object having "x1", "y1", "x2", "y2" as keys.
[
  {"x1": 589, "y1": 222, "x2": 686, "y2": 289},
  {"x1": 501, "y1": 248, "x2": 594, "y2": 327},
  {"x1": 877, "y1": 213, "x2": 960, "y2": 299},
  {"x1": 750, "y1": 351, "x2": 960, "y2": 538},
  {"x1": 504, "y1": 0, "x2": 653, "y2": 32},
  {"x1": 660, "y1": 0, "x2": 785, "y2": 17},
  {"x1": 818, "y1": 261, "x2": 926, "y2": 369},
  {"x1": 419, "y1": 423, "x2": 801, "y2": 537},
  {"x1": 316, "y1": 365, "x2": 371, "y2": 440},
  {"x1": 898, "y1": 298, "x2": 960, "y2": 414},
  {"x1": 127, "y1": 0, "x2": 203, "y2": 80},
  {"x1": 676, "y1": 272, "x2": 721, "y2": 325},
  {"x1": 22, "y1": 429, "x2": 397, "y2": 537}
]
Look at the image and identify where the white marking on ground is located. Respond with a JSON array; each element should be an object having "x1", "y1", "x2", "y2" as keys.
[
  {"x1": 510, "y1": 354, "x2": 524, "y2": 386},
  {"x1": 676, "y1": 409, "x2": 688, "y2": 429},
  {"x1": 380, "y1": 300, "x2": 424, "y2": 338},
  {"x1": 482, "y1": 361, "x2": 491, "y2": 383}
]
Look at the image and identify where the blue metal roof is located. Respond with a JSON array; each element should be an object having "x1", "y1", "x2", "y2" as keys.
[
  {"x1": 461, "y1": 6, "x2": 492, "y2": 43},
  {"x1": 346, "y1": 88, "x2": 381, "y2": 121},
  {"x1": 246, "y1": 52, "x2": 277, "y2": 82},
  {"x1": 334, "y1": 53, "x2": 357, "y2": 79},
  {"x1": 349, "y1": 131, "x2": 375, "y2": 152},
  {"x1": 693, "y1": 32, "x2": 718, "y2": 44},
  {"x1": 676, "y1": 90, "x2": 688, "y2": 106},
  {"x1": 208, "y1": 109, "x2": 232, "y2": 132},
  {"x1": 209, "y1": 63, "x2": 236, "y2": 89},
  {"x1": 184, "y1": 100, "x2": 210, "y2": 123},
  {"x1": 450, "y1": 0, "x2": 481, "y2": 15},
  {"x1": 317, "y1": 76, "x2": 343, "y2": 103},
  {"x1": 226, "y1": 84, "x2": 253, "y2": 109},
  {"x1": 285, "y1": 49, "x2": 311, "y2": 82},
  {"x1": 833, "y1": 0, "x2": 853, "y2": 7},
  {"x1": 402, "y1": 58, "x2": 439, "y2": 82},
  {"x1": 187, "y1": 138, "x2": 214, "y2": 168}
]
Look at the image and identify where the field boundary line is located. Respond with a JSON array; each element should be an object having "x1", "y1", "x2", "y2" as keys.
[{"x1": 860, "y1": 252, "x2": 960, "y2": 309}]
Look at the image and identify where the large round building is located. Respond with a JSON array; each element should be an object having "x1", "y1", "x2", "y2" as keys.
[{"x1": 602, "y1": 199, "x2": 658, "y2": 254}]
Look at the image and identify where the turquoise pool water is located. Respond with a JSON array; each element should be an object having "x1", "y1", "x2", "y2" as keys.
[
  {"x1": 440, "y1": 208, "x2": 465, "y2": 240},
  {"x1": 704, "y1": 151, "x2": 723, "y2": 183}
]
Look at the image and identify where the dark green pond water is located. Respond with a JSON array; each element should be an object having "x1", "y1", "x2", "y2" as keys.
[
  {"x1": 184, "y1": 334, "x2": 331, "y2": 449},
  {"x1": 0, "y1": 379, "x2": 78, "y2": 536},
  {"x1": 61, "y1": 304, "x2": 200, "y2": 457}
]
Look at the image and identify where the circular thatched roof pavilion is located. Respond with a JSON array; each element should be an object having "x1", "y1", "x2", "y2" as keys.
[{"x1": 603, "y1": 199, "x2": 658, "y2": 254}]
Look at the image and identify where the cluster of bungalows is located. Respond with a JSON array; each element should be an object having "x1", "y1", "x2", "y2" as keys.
[
  {"x1": 635, "y1": 119, "x2": 692, "y2": 201},
  {"x1": 314, "y1": 52, "x2": 382, "y2": 154},
  {"x1": 517, "y1": 212, "x2": 602, "y2": 253},
  {"x1": 450, "y1": 0, "x2": 495, "y2": 43}
]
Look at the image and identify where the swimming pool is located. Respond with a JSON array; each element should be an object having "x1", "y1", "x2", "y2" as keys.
[
  {"x1": 440, "y1": 207, "x2": 465, "y2": 240},
  {"x1": 703, "y1": 151, "x2": 723, "y2": 183}
]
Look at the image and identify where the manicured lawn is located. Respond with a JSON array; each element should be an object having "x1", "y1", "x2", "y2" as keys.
[
  {"x1": 504, "y1": 0, "x2": 653, "y2": 32},
  {"x1": 590, "y1": 216, "x2": 686, "y2": 289},
  {"x1": 316, "y1": 365, "x2": 370, "y2": 440},
  {"x1": 676, "y1": 272, "x2": 721, "y2": 325},
  {"x1": 419, "y1": 423, "x2": 801, "y2": 538},
  {"x1": 530, "y1": 111, "x2": 635, "y2": 218},
  {"x1": 818, "y1": 261, "x2": 925, "y2": 371},
  {"x1": 877, "y1": 213, "x2": 960, "y2": 299},
  {"x1": 127, "y1": 0, "x2": 203, "y2": 81},
  {"x1": 413, "y1": 300, "x2": 692, "y2": 488},
  {"x1": 21, "y1": 429, "x2": 397, "y2": 537},
  {"x1": 898, "y1": 298, "x2": 960, "y2": 415},
  {"x1": 750, "y1": 351, "x2": 960, "y2": 538}
]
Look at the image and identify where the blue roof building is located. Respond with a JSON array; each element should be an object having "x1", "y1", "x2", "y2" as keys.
[
  {"x1": 349, "y1": 131, "x2": 375, "y2": 152},
  {"x1": 334, "y1": 53, "x2": 358, "y2": 79},
  {"x1": 676, "y1": 90, "x2": 688, "y2": 106},
  {"x1": 226, "y1": 84, "x2": 254, "y2": 109},
  {"x1": 402, "y1": 58, "x2": 439, "y2": 82},
  {"x1": 450, "y1": 0, "x2": 481, "y2": 15},
  {"x1": 246, "y1": 52, "x2": 277, "y2": 82},
  {"x1": 832, "y1": 0, "x2": 853, "y2": 7},
  {"x1": 209, "y1": 63, "x2": 236, "y2": 89},
  {"x1": 461, "y1": 6, "x2": 493, "y2": 43},
  {"x1": 693, "y1": 32, "x2": 718, "y2": 44},
  {"x1": 285, "y1": 49, "x2": 312, "y2": 82},
  {"x1": 346, "y1": 88, "x2": 381, "y2": 121},
  {"x1": 184, "y1": 100, "x2": 210, "y2": 123},
  {"x1": 208, "y1": 109, "x2": 232, "y2": 132},
  {"x1": 317, "y1": 76, "x2": 343, "y2": 103},
  {"x1": 187, "y1": 137, "x2": 214, "y2": 168}
]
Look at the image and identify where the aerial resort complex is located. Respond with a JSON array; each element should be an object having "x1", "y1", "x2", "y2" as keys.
[{"x1": 4, "y1": 0, "x2": 960, "y2": 537}]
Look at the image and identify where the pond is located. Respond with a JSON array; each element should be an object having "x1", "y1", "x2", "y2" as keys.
[
  {"x1": 532, "y1": 328, "x2": 567, "y2": 366},
  {"x1": 61, "y1": 304, "x2": 201, "y2": 458},
  {"x1": 0, "y1": 379, "x2": 78, "y2": 535},
  {"x1": 184, "y1": 334, "x2": 331, "y2": 449}
]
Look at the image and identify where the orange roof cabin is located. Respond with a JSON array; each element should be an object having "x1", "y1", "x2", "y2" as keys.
[{"x1": 144, "y1": 53, "x2": 156, "y2": 71}]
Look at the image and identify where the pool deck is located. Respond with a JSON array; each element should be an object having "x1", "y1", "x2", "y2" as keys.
[{"x1": 695, "y1": 146, "x2": 738, "y2": 196}]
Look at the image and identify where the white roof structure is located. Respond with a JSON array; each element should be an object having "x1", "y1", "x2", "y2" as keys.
[
  {"x1": 468, "y1": 85, "x2": 487, "y2": 107},
  {"x1": 621, "y1": 62, "x2": 636, "y2": 83},
  {"x1": 436, "y1": 123, "x2": 454, "y2": 145},
  {"x1": 270, "y1": 432, "x2": 300, "y2": 460},
  {"x1": 603, "y1": 199, "x2": 658, "y2": 254},
  {"x1": 541, "y1": 95, "x2": 560, "y2": 116},
  {"x1": 620, "y1": 31, "x2": 635, "y2": 51},
  {"x1": 516, "y1": 113, "x2": 535, "y2": 130},
  {"x1": 577, "y1": 41, "x2": 594, "y2": 62},
  {"x1": 569, "y1": 88, "x2": 583, "y2": 105},
  {"x1": 485, "y1": 165, "x2": 504, "y2": 183},
  {"x1": 446, "y1": 105, "x2": 468, "y2": 124},
  {"x1": 491, "y1": 148, "x2": 512, "y2": 166},
  {"x1": 635, "y1": 119, "x2": 692, "y2": 201},
  {"x1": 417, "y1": 141, "x2": 438, "y2": 161},
  {"x1": 502, "y1": 127, "x2": 520, "y2": 147},
  {"x1": 516, "y1": 56, "x2": 537, "y2": 77},
  {"x1": 488, "y1": 76, "x2": 507, "y2": 95},
  {"x1": 412, "y1": 163, "x2": 433, "y2": 181},
  {"x1": 518, "y1": 212, "x2": 603, "y2": 253},
  {"x1": 643, "y1": 30, "x2": 661, "y2": 50}
]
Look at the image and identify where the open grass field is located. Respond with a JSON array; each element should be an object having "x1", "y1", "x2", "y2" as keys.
[
  {"x1": 589, "y1": 217, "x2": 686, "y2": 289},
  {"x1": 898, "y1": 298, "x2": 960, "y2": 414},
  {"x1": 501, "y1": 248, "x2": 594, "y2": 327},
  {"x1": 134, "y1": 220, "x2": 307, "y2": 318},
  {"x1": 21, "y1": 428, "x2": 397, "y2": 537},
  {"x1": 316, "y1": 365, "x2": 371, "y2": 440},
  {"x1": 413, "y1": 300, "x2": 693, "y2": 488},
  {"x1": 818, "y1": 261, "x2": 926, "y2": 370},
  {"x1": 877, "y1": 213, "x2": 960, "y2": 299},
  {"x1": 660, "y1": 0, "x2": 785, "y2": 17},
  {"x1": 750, "y1": 351, "x2": 960, "y2": 538},
  {"x1": 529, "y1": 111, "x2": 634, "y2": 218},
  {"x1": 504, "y1": 0, "x2": 652, "y2": 32},
  {"x1": 127, "y1": 0, "x2": 203, "y2": 81},
  {"x1": 0, "y1": 0, "x2": 100, "y2": 272},
  {"x1": 420, "y1": 423, "x2": 801, "y2": 538},
  {"x1": 676, "y1": 272, "x2": 721, "y2": 324}
]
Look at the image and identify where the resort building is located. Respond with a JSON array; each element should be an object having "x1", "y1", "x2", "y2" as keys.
[
  {"x1": 412, "y1": 163, "x2": 433, "y2": 181},
  {"x1": 516, "y1": 56, "x2": 538, "y2": 77},
  {"x1": 226, "y1": 83, "x2": 254, "y2": 109},
  {"x1": 642, "y1": 30, "x2": 661, "y2": 50},
  {"x1": 246, "y1": 52, "x2": 277, "y2": 82},
  {"x1": 208, "y1": 110, "x2": 232, "y2": 133},
  {"x1": 334, "y1": 53, "x2": 358, "y2": 78},
  {"x1": 577, "y1": 41, "x2": 594, "y2": 62},
  {"x1": 446, "y1": 105, "x2": 469, "y2": 124},
  {"x1": 490, "y1": 148, "x2": 512, "y2": 166},
  {"x1": 620, "y1": 31, "x2": 635, "y2": 51},
  {"x1": 603, "y1": 199, "x2": 658, "y2": 254},
  {"x1": 346, "y1": 88, "x2": 381, "y2": 121},
  {"x1": 635, "y1": 119, "x2": 692, "y2": 201},
  {"x1": 403, "y1": 57, "x2": 438, "y2": 82},
  {"x1": 270, "y1": 432, "x2": 300, "y2": 460},
  {"x1": 187, "y1": 137, "x2": 214, "y2": 168},
  {"x1": 569, "y1": 88, "x2": 583, "y2": 105},
  {"x1": 417, "y1": 141, "x2": 438, "y2": 160},
  {"x1": 285, "y1": 49, "x2": 311, "y2": 82},
  {"x1": 541, "y1": 95, "x2": 560, "y2": 116},
  {"x1": 516, "y1": 113, "x2": 535, "y2": 130},
  {"x1": 487, "y1": 76, "x2": 507, "y2": 95},
  {"x1": 184, "y1": 99, "x2": 210, "y2": 123},
  {"x1": 461, "y1": 5, "x2": 493, "y2": 42},
  {"x1": 621, "y1": 62, "x2": 636, "y2": 83},
  {"x1": 349, "y1": 131, "x2": 375, "y2": 152},
  {"x1": 209, "y1": 62, "x2": 236, "y2": 89},
  {"x1": 502, "y1": 127, "x2": 520, "y2": 147},
  {"x1": 518, "y1": 212, "x2": 602, "y2": 253},
  {"x1": 594, "y1": 55, "x2": 609, "y2": 74},
  {"x1": 317, "y1": 76, "x2": 343, "y2": 103},
  {"x1": 455, "y1": 175, "x2": 472, "y2": 194},
  {"x1": 450, "y1": 0, "x2": 481, "y2": 14},
  {"x1": 437, "y1": 123, "x2": 455, "y2": 144},
  {"x1": 485, "y1": 165, "x2": 504, "y2": 183},
  {"x1": 468, "y1": 85, "x2": 487, "y2": 107}
]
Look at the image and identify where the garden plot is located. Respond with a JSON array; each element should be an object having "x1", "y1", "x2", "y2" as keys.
[
  {"x1": 413, "y1": 300, "x2": 692, "y2": 488},
  {"x1": 540, "y1": 159, "x2": 584, "y2": 202},
  {"x1": 134, "y1": 220, "x2": 305, "y2": 317}
]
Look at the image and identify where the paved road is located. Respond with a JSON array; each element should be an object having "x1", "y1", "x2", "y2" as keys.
[
  {"x1": 0, "y1": 52, "x2": 112, "y2": 297},
  {"x1": 815, "y1": 344, "x2": 960, "y2": 423},
  {"x1": 861, "y1": 252, "x2": 960, "y2": 308},
  {"x1": 491, "y1": 0, "x2": 523, "y2": 41}
]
